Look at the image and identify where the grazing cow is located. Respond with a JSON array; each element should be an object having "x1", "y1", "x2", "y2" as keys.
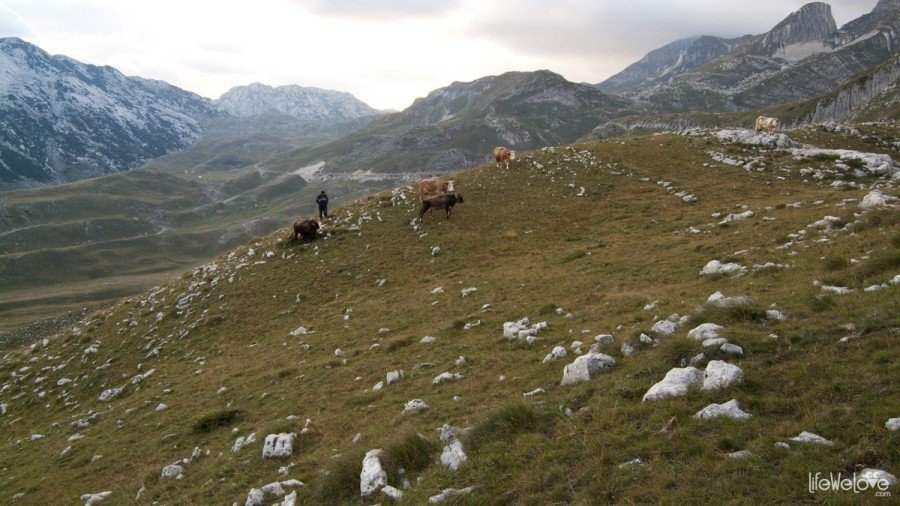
[
  {"x1": 755, "y1": 116, "x2": 779, "y2": 134},
  {"x1": 493, "y1": 146, "x2": 515, "y2": 169},
  {"x1": 290, "y1": 219, "x2": 320, "y2": 241},
  {"x1": 418, "y1": 178, "x2": 452, "y2": 200},
  {"x1": 419, "y1": 193, "x2": 464, "y2": 220}
]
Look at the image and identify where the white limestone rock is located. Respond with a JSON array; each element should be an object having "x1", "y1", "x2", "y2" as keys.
[
  {"x1": 688, "y1": 323, "x2": 724, "y2": 341},
  {"x1": 790, "y1": 431, "x2": 833, "y2": 446},
  {"x1": 765, "y1": 310, "x2": 788, "y2": 321},
  {"x1": 886, "y1": 417, "x2": 900, "y2": 431},
  {"x1": 594, "y1": 334, "x2": 614, "y2": 345},
  {"x1": 856, "y1": 468, "x2": 897, "y2": 488},
  {"x1": 702, "y1": 338, "x2": 728, "y2": 348},
  {"x1": 80, "y1": 491, "x2": 112, "y2": 505},
  {"x1": 702, "y1": 361, "x2": 744, "y2": 391},
  {"x1": 161, "y1": 464, "x2": 184, "y2": 479},
  {"x1": 700, "y1": 260, "x2": 747, "y2": 276},
  {"x1": 720, "y1": 343, "x2": 744, "y2": 356},
  {"x1": 403, "y1": 399, "x2": 429, "y2": 413},
  {"x1": 440, "y1": 440, "x2": 468, "y2": 471},
  {"x1": 386, "y1": 370, "x2": 403, "y2": 385},
  {"x1": 728, "y1": 450, "x2": 755, "y2": 460},
  {"x1": 642, "y1": 367, "x2": 703, "y2": 401},
  {"x1": 232, "y1": 432, "x2": 256, "y2": 453},
  {"x1": 433, "y1": 372, "x2": 463, "y2": 384},
  {"x1": 98, "y1": 387, "x2": 122, "y2": 402},
  {"x1": 360, "y1": 449, "x2": 388, "y2": 497},
  {"x1": 707, "y1": 292, "x2": 753, "y2": 308},
  {"x1": 262, "y1": 433, "x2": 296, "y2": 458},
  {"x1": 694, "y1": 399, "x2": 751, "y2": 420},
  {"x1": 382, "y1": 486, "x2": 404, "y2": 500},
  {"x1": 429, "y1": 487, "x2": 475, "y2": 504},
  {"x1": 560, "y1": 353, "x2": 616, "y2": 386},
  {"x1": 542, "y1": 346, "x2": 567, "y2": 363},
  {"x1": 859, "y1": 189, "x2": 897, "y2": 210},
  {"x1": 651, "y1": 319, "x2": 678, "y2": 336}
]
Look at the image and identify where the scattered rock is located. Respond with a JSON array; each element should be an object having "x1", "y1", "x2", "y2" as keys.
[
  {"x1": 262, "y1": 433, "x2": 296, "y2": 458},
  {"x1": 857, "y1": 468, "x2": 897, "y2": 488},
  {"x1": 688, "y1": 323, "x2": 724, "y2": 341},
  {"x1": 720, "y1": 343, "x2": 744, "y2": 356},
  {"x1": 160, "y1": 464, "x2": 184, "y2": 479},
  {"x1": 790, "y1": 431, "x2": 833, "y2": 446},
  {"x1": 886, "y1": 418, "x2": 900, "y2": 431},
  {"x1": 360, "y1": 449, "x2": 387, "y2": 497},
  {"x1": 433, "y1": 372, "x2": 463, "y2": 384},
  {"x1": 651, "y1": 319, "x2": 678, "y2": 336},
  {"x1": 727, "y1": 450, "x2": 755, "y2": 460},
  {"x1": 98, "y1": 388, "x2": 122, "y2": 402},
  {"x1": 694, "y1": 399, "x2": 751, "y2": 420},
  {"x1": 429, "y1": 487, "x2": 475, "y2": 504},
  {"x1": 542, "y1": 346, "x2": 567, "y2": 363},
  {"x1": 707, "y1": 292, "x2": 753, "y2": 308},
  {"x1": 560, "y1": 353, "x2": 616, "y2": 386},
  {"x1": 232, "y1": 433, "x2": 257, "y2": 453},
  {"x1": 403, "y1": 399, "x2": 429, "y2": 413},
  {"x1": 80, "y1": 491, "x2": 112, "y2": 505},
  {"x1": 440, "y1": 440, "x2": 468, "y2": 471},
  {"x1": 701, "y1": 361, "x2": 744, "y2": 391},
  {"x1": 523, "y1": 388, "x2": 545, "y2": 397},
  {"x1": 618, "y1": 457, "x2": 643, "y2": 469},
  {"x1": 700, "y1": 260, "x2": 747, "y2": 276},
  {"x1": 642, "y1": 367, "x2": 703, "y2": 401}
]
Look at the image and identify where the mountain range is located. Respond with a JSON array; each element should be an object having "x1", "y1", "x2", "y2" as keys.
[{"x1": 0, "y1": 38, "x2": 383, "y2": 190}]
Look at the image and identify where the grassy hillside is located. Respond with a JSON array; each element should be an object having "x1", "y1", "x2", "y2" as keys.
[
  {"x1": 0, "y1": 129, "x2": 897, "y2": 504},
  {"x1": 0, "y1": 133, "x2": 391, "y2": 338}
]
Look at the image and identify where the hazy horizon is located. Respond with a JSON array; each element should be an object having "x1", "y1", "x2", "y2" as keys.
[{"x1": 0, "y1": 0, "x2": 879, "y2": 110}]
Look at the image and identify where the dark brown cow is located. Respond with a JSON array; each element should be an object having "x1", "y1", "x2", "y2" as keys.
[
  {"x1": 419, "y1": 193, "x2": 464, "y2": 220},
  {"x1": 417, "y1": 178, "x2": 451, "y2": 200},
  {"x1": 290, "y1": 219, "x2": 320, "y2": 241}
]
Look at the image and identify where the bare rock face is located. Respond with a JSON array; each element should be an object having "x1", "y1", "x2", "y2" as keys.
[{"x1": 762, "y1": 2, "x2": 837, "y2": 51}]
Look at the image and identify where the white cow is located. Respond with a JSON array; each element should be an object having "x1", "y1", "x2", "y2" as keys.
[{"x1": 755, "y1": 116, "x2": 779, "y2": 134}]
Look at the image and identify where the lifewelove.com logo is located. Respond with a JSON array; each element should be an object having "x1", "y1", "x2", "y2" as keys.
[{"x1": 809, "y1": 472, "x2": 893, "y2": 497}]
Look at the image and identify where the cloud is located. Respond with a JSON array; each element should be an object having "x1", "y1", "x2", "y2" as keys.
[
  {"x1": 0, "y1": 4, "x2": 32, "y2": 37},
  {"x1": 463, "y1": 0, "x2": 879, "y2": 83},
  {"x1": 293, "y1": 0, "x2": 463, "y2": 19}
]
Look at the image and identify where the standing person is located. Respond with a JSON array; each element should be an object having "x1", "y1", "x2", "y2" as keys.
[{"x1": 316, "y1": 190, "x2": 329, "y2": 219}]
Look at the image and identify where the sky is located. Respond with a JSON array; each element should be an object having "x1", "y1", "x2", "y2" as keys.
[{"x1": 0, "y1": 0, "x2": 880, "y2": 110}]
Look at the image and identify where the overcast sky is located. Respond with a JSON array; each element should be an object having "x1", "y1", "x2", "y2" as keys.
[{"x1": 0, "y1": 0, "x2": 879, "y2": 110}]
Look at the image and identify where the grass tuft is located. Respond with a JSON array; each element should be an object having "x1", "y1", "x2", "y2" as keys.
[
  {"x1": 467, "y1": 403, "x2": 546, "y2": 451},
  {"x1": 191, "y1": 409, "x2": 241, "y2": 433}
]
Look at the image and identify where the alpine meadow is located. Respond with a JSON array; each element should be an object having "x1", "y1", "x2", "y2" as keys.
[{"x1": 0, "y1": 1, "x2": 898, "y2": 504}]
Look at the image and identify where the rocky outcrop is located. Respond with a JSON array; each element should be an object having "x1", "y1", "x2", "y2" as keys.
[
  {"x1": 762, "y1": 2, "x2": 837, "y2": 51},
  {"x1": 810, "y1": 54, "x2": 900, "y2": 123},
  {"x1": 216, "y1": 83, "x2": 380, "y2": 122}
]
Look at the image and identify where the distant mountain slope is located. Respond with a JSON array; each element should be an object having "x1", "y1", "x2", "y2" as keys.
[
  {"x1": 607, "y1": 1, "x2": 900, "y2": 113},
  {"x1": 0, "y1": 37, "x2": 217, "y2": 189},
  {"x1": 216, "y1": 83, "x2": 382, "y2": 122},
  {"x1": 266, "y1": 70, "x2": 639, "y2": 176},
  {"x1": 597, "y1": 35, "x2": 748, "y2": 95}
]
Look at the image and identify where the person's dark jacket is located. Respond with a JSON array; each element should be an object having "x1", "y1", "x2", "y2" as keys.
[{"x1": 316, "y1": 193, "x2": 329, "y2": 207}]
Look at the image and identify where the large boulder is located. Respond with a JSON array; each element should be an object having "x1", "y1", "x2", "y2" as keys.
[
  {"x1": 642, "y1": 367, "x2": 703, "y2": 401},
  {"x1": 560, "y1": 353, "x2": 616, "y2": 386}
]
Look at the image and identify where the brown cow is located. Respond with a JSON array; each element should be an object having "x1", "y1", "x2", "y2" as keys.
[
  {"x1": 290, "y1": 219, "x2": 320, "y2": 241},
  {"x1": 417, "y1": 178, "x2": 452, "y2": 200},
  {"x1": 493, "y1": 146, "x2": 514, "y2": 169},
  {"x1": 419, "y1": 193, "x2": 464, "y2": 220}
]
